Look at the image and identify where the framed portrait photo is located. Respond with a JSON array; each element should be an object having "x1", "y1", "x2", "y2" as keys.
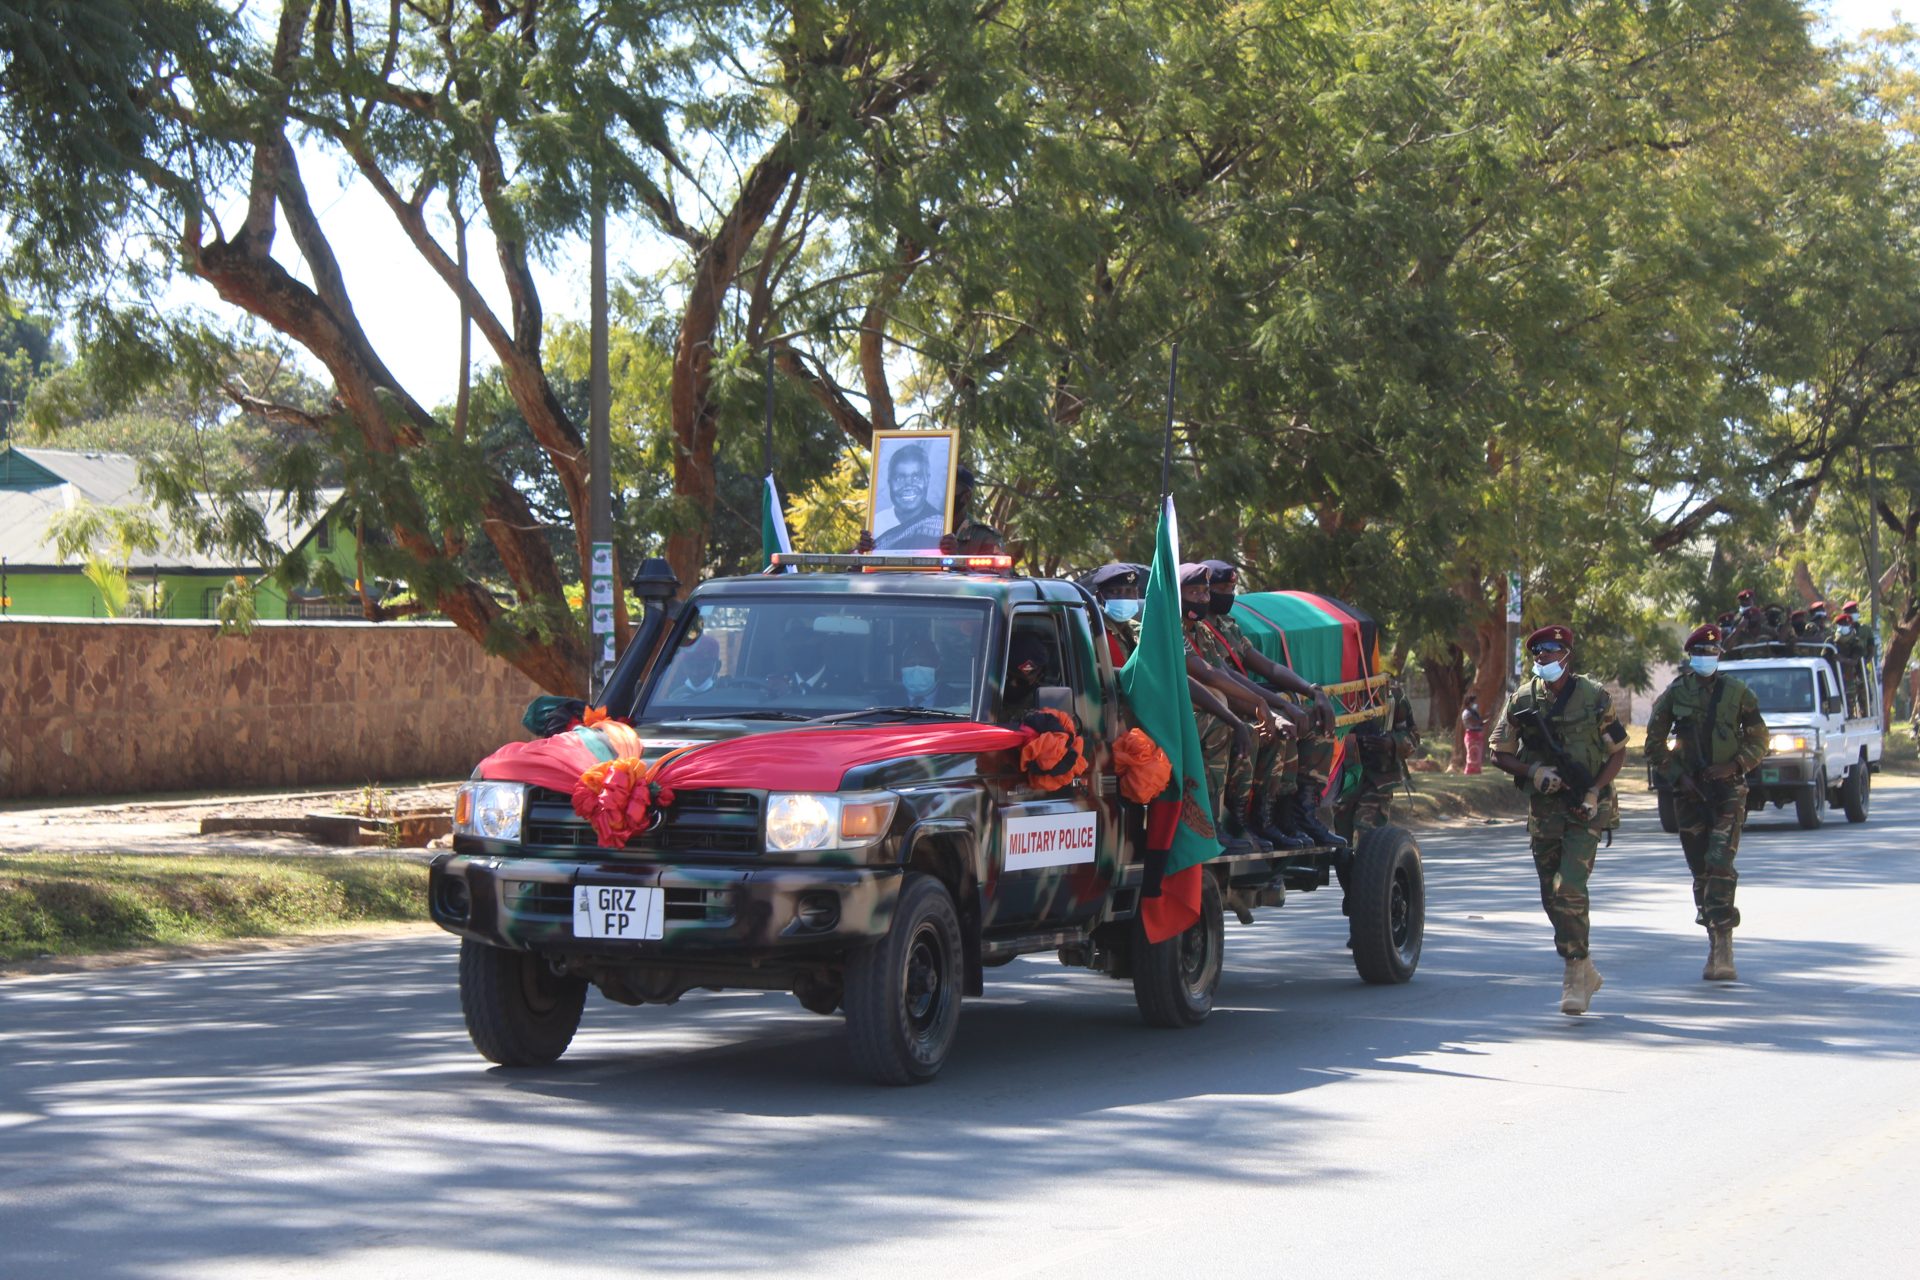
[{"x1": 867, "y1": 429, "x2": 958, "y2": 551}]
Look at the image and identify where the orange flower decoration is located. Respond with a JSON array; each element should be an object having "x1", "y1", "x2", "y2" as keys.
[
  {"x1": 1018, "y1": 708, "x2": 1089, "y2": 793},
  {"x1": 581, "y1": 705, "x2": 613, "y2": 728},
  {"x1": 1111, "y1": 727, "x2": 1172, "y2": 804},
  {"x1": 572, "y1": 757, "x2": 674, "y2": 848}
]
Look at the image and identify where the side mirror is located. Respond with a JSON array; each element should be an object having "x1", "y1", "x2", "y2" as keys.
[{"x1": 1822, "y1": 695, "x2": 1842, "y2": 715}]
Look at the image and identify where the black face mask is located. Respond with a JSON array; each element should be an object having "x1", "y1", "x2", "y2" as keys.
[
  {"x1": 1209, "y1": 590, "x2": 1234, "y2": 616},
  {"x1": 1182, "y1": 597, "x2": 1208, "y2": 623}
]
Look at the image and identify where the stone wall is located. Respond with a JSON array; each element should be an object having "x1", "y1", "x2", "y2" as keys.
[{"x1": 0, "y1": 617, "x2": 545, "y2": 800}]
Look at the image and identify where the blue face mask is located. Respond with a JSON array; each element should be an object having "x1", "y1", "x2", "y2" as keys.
[
  {"x1": 1689, "y1": 654, "x2": 1719, "y2": 677},
  {"x1": 1532, "y1": 660, "x2": 1566, "y2": 682},
  {"x1": 1103, "y1": 598, "x2": 1141, "y2": 623},
  {"x1": 902, "y1": 666, "x2": 937, "y2": 697}
]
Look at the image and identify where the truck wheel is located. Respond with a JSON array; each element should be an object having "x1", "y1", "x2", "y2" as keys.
[
  {"x1": 1841, "y1": 761, "x2": 1871, "y2": 824},
  {"x1": 1795, "y1": 771, "x2": 1826, "y2": 830},
  {"x1": 1350, "y1": 824, "x2": 1424, "y2": 984},
  {"x1": 458, "y1": 939, "x2": 587, "y2": 1067},
  {"x1": 1657, "y1": 789, "x2": 1679, "y2": 834},
  {"x1": 844, "y1": 872, "x2": 962, "y2": 1085},
  {"x1": 1131, "y1": 871, "x2": 1224, "y2": 1028}
]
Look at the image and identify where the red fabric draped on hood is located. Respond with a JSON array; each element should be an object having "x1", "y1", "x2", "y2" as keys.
[{"x1": 479, "y1": 721, "x2": 1032, "y2": 794}]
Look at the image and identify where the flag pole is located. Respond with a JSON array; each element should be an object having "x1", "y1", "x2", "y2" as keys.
[
  {"x1": 1160, "y1": 342, "x2": 1179, "y2": 503},
  {"x1": 763, "y1": 346, "x2": 776, "y2": 478}
]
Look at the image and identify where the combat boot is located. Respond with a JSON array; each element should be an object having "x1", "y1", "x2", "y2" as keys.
[
  {"x1": 1290, "y1": 782, "x2": 1349, "y2": 850},
  {"x1": 1216, "y1": 810, "x2": 1254, "y2": 856},
  {"x1": 1559, "y1": 956, "x2": 1603, "y2": 1015},
  {"x1": 1703, "y1": 927, "x2": 1737, "y2": 982},
  {"x1": 1257, "y1": 797, "x2": 1312, "y2": 850}
]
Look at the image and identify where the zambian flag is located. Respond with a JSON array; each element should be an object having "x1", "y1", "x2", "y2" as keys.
[
  {"x1": 761, "y1": 473, "x2": 794, "y2": 572},
  {"x1": 1119, "y1": 495, "x2": 1223, "y2": 942}
]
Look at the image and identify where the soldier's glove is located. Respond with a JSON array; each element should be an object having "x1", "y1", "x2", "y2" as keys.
[
  {"x1": 1528, "y1": 764, "x2": 1565, "y2": 794},
  {"x1": 1572, "y1": 788, "x2": 1600, "y2": 818}
]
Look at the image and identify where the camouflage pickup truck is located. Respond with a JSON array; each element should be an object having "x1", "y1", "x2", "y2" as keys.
[{"x1": 430, "y1": 554, "x2": 1424, "y2": 1084}]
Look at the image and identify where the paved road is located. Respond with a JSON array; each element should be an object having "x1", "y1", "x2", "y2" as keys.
[{"x1": 5, "y1": 782, "x2": 1917, "y2": 1278}]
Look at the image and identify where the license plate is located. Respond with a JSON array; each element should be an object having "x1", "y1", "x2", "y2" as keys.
[
  {"x1": 1761, "y1": 769, "x2": 1780, "y2": 784},
  {"x1": 572, "y1": 885, "x2": 665, "y2": 940}
]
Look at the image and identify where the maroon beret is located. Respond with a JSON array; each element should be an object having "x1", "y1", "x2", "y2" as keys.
[
  {"x1": 1685, "y1": 624, "x2": 1723, "y2": 652},
  {"x1": 1525, "y1": 625, "x2": 1573, "y2": 651}
]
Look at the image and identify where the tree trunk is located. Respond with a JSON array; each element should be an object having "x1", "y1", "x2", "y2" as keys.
[
  {"x1": 1423, "y1": 644, "x2": 1466, "y2": 765},
  {"x1": 1882, "y1": 606, "x2": 1919, "y2": 728},
  {"x1": 663, "y1": 140, "x2": 800, "y2": 590}
]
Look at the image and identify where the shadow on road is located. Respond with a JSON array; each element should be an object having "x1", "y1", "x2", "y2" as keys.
[{"x1": 1, "y1": 789, "x2": 1916, "y2": 1276}]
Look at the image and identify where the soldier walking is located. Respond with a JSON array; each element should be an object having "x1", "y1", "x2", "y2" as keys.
[
  {"x1": 1489, "y1": 625, "x2": 1628, "y2": 1015},
  {"x1": 1645, "y1": 624, "x2": 1769, "y2": 982}
]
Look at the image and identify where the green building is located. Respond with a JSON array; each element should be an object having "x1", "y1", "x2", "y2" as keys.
[{"x1": 0, "y1": 445, "x2": 358, "y2": 619}]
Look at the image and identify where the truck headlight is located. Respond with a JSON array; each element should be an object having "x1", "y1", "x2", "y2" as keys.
[
  {"x1": 765, "y1": 791, "x2": 898, "y2": 853},
  {"x1": 454, "y1": 781, "x2": 526, "y2": 841},
  {"x1": 1767, "y1": 733, "x2": 1808, "y2": 753}
]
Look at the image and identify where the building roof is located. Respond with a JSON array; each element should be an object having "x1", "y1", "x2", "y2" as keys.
[{"x1": 0, "y1": 445, "x2": 344, "y2": 573}]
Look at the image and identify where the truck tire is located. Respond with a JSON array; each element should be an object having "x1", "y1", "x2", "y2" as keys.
[
  {"x1": 1842, "y1": 760, "x2": 1871, "y2": 824},
  {"x1": 1350, "y1": 824, "x2": 1424, "y2": 985},
  {"x1": 1657, "y1": 789, "x2": 1679, "y2": 834},
  {"x1": 459, "y1": 938, "x2": 588, "y2": 1067},
  {"x1": 844, "y1": 872, "x2": 963, "y2": 1085},
  {"x1": 1795, "y1": 770, "x2": 1826, "y2": 830},
  {"x1": 1131, "y1": 870, "x2": 1224, "y2": 1028}
]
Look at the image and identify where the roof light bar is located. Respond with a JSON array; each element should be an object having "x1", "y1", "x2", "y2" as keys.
[{"x1": 770, "y1": 552, "x2": 1015, "y2": 574}]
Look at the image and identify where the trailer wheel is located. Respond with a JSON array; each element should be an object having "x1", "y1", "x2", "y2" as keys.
[
  {"x1": 1841, "y1": 760, "x2": 1871, "y2": 824},
  {"x1": 844, "y1": 872, "x2": 962, "y2": 1085},
  {"x1": 1795, "y1": 770, "x2": 1826, "y2": 830},
  {"x1": 459, "y1": 939, "x2": 587, "y2": 1067},
  {"x1": 1350, "y1": 825, "x2": 1424, "y2": 984},
  {"x1": 1657, "y1": 789, "x2": 1679, "y2": 834},
  {"x1": 1132, "y1": 871, "x2": 1224, "y2": 1028}
]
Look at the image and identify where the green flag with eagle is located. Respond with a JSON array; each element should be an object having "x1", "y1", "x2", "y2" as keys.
[{"x1": 1118, "y1": 495, "x2": 1222, "y2": 941}]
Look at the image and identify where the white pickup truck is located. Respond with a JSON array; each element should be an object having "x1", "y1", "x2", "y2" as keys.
[{"x1": 1656, "y1": 648, "x2": 1882, "y2": 832}]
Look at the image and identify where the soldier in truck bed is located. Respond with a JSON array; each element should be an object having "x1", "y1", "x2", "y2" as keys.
[{"x1": 1196, "y1": 559, "x2": 1346, "y2": 850}]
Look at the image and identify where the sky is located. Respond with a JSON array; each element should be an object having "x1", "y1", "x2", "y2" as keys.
[{"x1": 154, "y1": 2, "x2": 1914, "y2": 415}]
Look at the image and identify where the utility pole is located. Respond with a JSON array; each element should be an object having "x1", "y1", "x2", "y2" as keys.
[{"x1": 588, "y1": 166, "x2": 614, "y2": 701}]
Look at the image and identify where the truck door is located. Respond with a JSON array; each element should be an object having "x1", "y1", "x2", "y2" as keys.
[{"x1": 988, "y1": 605, "x2": 1113, "y2": 932}]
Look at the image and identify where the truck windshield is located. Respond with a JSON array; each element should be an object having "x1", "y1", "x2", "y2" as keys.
[
  {"x1": 637, "y1": 596, "x2": 993, "y2": 723},
  {"x1": 1741, "y1": 668, "x2": 1814, "y2": 714}
]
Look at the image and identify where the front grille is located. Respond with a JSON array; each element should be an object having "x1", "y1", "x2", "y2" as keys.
[
  {"x1": 520, "y1": 787, "x2": 761, "y2": 855},
  {"x1": 501, "y1": 880, "x2": 734, "y2": 923}
]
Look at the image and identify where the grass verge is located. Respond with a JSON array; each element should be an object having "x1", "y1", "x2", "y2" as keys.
[
  {"x1": 0, "y1": 854, "x2": 428, "y2": 963},
  {"x1": 1381, "y1": 770, "x2": 1533, "y2": 824}
]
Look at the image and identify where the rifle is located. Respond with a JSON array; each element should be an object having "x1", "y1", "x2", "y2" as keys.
[
  {"x1": 1669, "y1": 678, "x2": 1730, "y2": 804},
  {"x1": 1509, "y1": 702, "x2": 1598, "y2": 817}
]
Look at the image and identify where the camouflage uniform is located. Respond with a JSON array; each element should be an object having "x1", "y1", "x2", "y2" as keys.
[
  {"x1": 1725, "y1": 611, "x2": 1771, "y2": 651},
  {"x1": 1185, "y1": 620, "x2": 1259, "y2": 821},
  {"x1": 1834, "y1": 629, "x2": 1871, "y2": 717},
  {"x1": 1490, "y1": 674, "x2": 1627, "y2": 961},
  {"x1": 1195, "y1": 615, "x2": 1317, "y2": 814},
  {"x1": 1348, "y1": 684, "x2": 1419, "y2": 834},
  {"x1": 1645, "y1": 671, "x2": 1768, "y2": 930}
]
